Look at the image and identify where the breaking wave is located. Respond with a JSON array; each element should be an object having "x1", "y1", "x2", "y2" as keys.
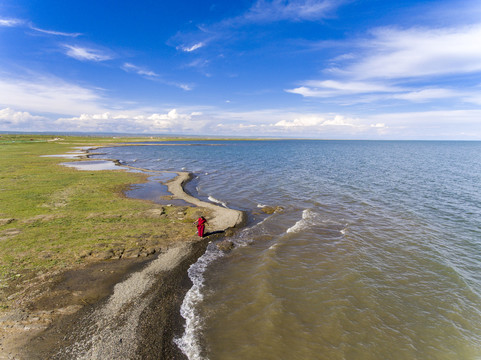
[
  {"x1": 286, "y1": 209, "x2": 315, "y2": 234},
  {"x1": 174, "y1": 243, "x2": 224, "y2": 360},
  {"x1": 208, "y1": 196, "x2": 227, "y2": 208}
]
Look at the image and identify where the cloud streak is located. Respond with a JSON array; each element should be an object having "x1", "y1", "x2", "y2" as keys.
[
  {"x1": 348, "y1": 24, "x2": 481, "y2": 80},
  {"x1": 242, "y1": 0, "x2": 340, "y2": 23},
  {"x1": 286, "y1": 22, "x2": 481, "y2": 109},
  {"x1": 30, "y1": 26, "x2": 82, "y2": 37},
  {"x1": 172, "y1": 0, "x2": 344, "y2": 60},
  {"x1": 0, "y1": 18, "x2": 23, "y2": 27},
  {"x1": 177, "y1": 42, "x2": 205, "y2": 52},
  {"x1": 0, "y1": 75, "x2": 106, "y2": 116},
  {"x1": 286, "y1": 82, "x2": 474, "y2": 104},
  {"x1": 122, "y1": 63, "x2": 159, "y2": 77},
  {"x1": 0, "y1": 17, "x2": 82, "y2": 37},
  {"x1": 286, "y1": 80, "x2": 404, "y2": 98},
  {"x1": 64, "y1": 45, "x2": 112, "y2": 61}
]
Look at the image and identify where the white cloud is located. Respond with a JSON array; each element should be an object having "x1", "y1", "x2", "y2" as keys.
[
  {"x1": 275, "y1": 114, "x2": 357, "y2": 128},
  {"x1": 368, "y1": 109, "x2": 481, "y2": 126},
  {"x1": 0, "y1": 17, "x2": 81, "y2": 37},
  {"x1": 286, "y1": 82, "x2": 474, "y2": 104},
  {"x1": 52, "y1": 108, "x2": 481, "y2": 139},
  {"x1": 30, "y1": 26, "x2": 82, "y2": 37},
  {"x1": 56, "y1": 109, "x2": 204, "y2": 133},
  {"x1": 178, "y1": 42, "x2": 205, "y2": 52},
  {"x1": 121, "y1": 63, "x2": 193, "y2": 90},
  {"x1": 55, "y1": 112, "x2": 128, "y2": 132},
  {"x1": 349, "y1": 24, "x2": 481, "y2": 79},
  {"x1": 64, "y1": 45, "x2": 112, "y2": 62},
  {"x1": 207, "y1": 109, "x2": 391, "y2": 138},
  {"x1": 286, "y1": 86, "x2": 323, "y2": 97},
  {"x1": 0, "y1": 75, "x2": 106, "y2": 116},
  {"x1": 305, "y1": 80, "x2": 401, "y2": 93},
  {"x1": 286, "y1": 80, "x2": 402, "y2": 98},
  {"x1": 122, "y1": 63, "x2": 159, "y2": 77},
  {"x1": 275, "y1": 115, "x2": 323, "y2": 127},
  {"x1": 2, "y1": 97, "x2": 479, "y2": 139},
  {"x1": 185, "y1": 58, "x2": 210, "y2": 69},
  {"x1": 263, "y1": 109, "x2": 481, "y2": 139},
  {"x1": 206, "y1": 106, "x2": 481, "y2": 139},
  {"x1": 136, "y1": 110, "x2": 187, "y2": 129},
  {"x1": 244, "y1": 0, "x2": 339, "y2": 22},
  {"x1": 392, "y1": 88, "x2": 459, "y2": 102},
  {"x1": 136, "y1": 109, "x2": 203, "y2": 131},
  {"x1": 364, "y1": 109, "x2": 481, "y2": 139},
  {"x1": 175, "y1": 83, "x2": 194, "y2": 91},
  {"x1": 0, "y1": 18, "x2": 23, "y2": 27},
  {"x1": 170, "y1": 0, "x2": 344, "y2": 64},
  {"x1": 0, "y1": 108, "x2": 46, "y2": 127},
  {"x1": 287, "y1": 22, "x2": 481, "y2": 109}
]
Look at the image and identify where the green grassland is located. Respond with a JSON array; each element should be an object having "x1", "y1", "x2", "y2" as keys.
[{"x1": 0, "y1": 134, "x2": 203, "y2": 308}]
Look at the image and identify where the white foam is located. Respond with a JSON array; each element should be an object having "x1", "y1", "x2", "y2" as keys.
[
  {"x1": 286, "y1": 210, "x2": 348, "y2": 238},
  {"x1": 257, "y1": 204, "x2": 267, "y2": 208},
  {"x1": 208, "y1": 195, "x2": 227, "y2": 208},
  {"x1": 286, "y1": 209, "x2": 313, "y2": 234},
  {"x1": 175, "y1": 217, "x2": 288, "y2": 359},
  {"x1": 175, "y1": 220, "x2": 271, "y2": 358},
  {"x1": 175, "y1": 244, "x2": 224, "y2": 359}
]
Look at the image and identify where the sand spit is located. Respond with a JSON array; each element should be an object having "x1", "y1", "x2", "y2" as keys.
[{"x1": 166, "y1": 172, "x2": 245, "y2": 231}]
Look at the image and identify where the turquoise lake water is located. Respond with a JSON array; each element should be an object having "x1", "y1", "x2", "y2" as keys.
[{"x1": 93, "y1": 140, "x2": 481, "y2": 359}]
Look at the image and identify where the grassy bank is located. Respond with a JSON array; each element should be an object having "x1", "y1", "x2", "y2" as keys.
[{"x1": 0, "y1": 134, "x2": 202, "y2": 310}]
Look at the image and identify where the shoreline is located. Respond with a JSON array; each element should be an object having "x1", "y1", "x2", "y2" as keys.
[{"x1": 1, "y1": 143, "x2": 246, "y2": 359}]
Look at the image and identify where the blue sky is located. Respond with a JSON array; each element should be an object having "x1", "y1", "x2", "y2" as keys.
[{"x1": 1, "y1": 0, "x2": 481, "y2": 139}]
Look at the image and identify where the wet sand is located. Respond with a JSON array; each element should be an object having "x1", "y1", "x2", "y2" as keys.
[{"x1": 1, "y1": 150, "x2": 245, "y2": 359}]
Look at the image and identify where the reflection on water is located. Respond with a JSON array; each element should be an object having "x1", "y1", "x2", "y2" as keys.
[
  {"x1": 125, "y1": 174, "x2": 192, "y2": 206},
  {"x1": 61, "y1": 160, "x2": 121, "y2": 171}
]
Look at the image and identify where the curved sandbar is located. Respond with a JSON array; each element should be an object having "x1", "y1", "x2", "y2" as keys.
[
  {"x1": 86, "y1": 145, "x2": 246, "y2": 231},
  {"x1": 166, "y1": 171, "x2": 246, "y2": 231}
]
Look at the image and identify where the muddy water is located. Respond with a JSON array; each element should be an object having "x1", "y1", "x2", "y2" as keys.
[{"x1": 94, "y1": 140, "x2": 481, "y2": 359}]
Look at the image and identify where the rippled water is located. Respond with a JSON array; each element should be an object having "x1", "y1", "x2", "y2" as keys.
[{"x1": 93, "y1": 140, "x2": 481, "y2": 359}]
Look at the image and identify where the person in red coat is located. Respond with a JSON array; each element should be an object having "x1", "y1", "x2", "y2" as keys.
[{"x1": 195, "y1": 216, "x2": 207, "y2": 237}]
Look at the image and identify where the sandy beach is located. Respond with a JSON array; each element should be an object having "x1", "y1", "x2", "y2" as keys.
[{"x1": 0, "y1": 150, "x2": 245, "y2": 359}]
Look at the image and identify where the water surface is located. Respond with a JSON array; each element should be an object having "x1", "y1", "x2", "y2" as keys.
[{"x1": 93, "y1": 140, "x2": 481, "y2": 359}]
